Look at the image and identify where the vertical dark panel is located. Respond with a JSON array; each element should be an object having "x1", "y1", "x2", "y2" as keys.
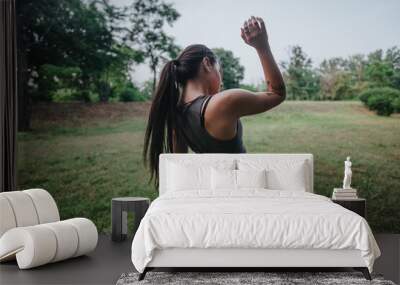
[
  {"x1": 111, "y1": 199, "x2": 123, "y2": 242},
  {"x1": 0, "y1": 0, "x2": 18, "y2": 192}
]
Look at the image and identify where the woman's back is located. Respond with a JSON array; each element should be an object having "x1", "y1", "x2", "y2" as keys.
[
  {"x1": 143, "y1": 17, "x2": 286, "y2": 186},
  {"x1": 177, "y1": 94, "x2": 246, "y2": 153}
]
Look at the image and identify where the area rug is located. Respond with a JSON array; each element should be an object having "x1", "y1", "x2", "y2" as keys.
[{"x1": 116, "y1": 271, "x2": 396, "y2": 285}]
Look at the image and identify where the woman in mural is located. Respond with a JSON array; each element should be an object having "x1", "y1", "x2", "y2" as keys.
[{"x1": 143, "y1": 16, "x2": 286, "y2": 186}]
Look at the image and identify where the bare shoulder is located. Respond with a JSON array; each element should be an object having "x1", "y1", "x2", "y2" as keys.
[{"x1": 208, "y1": 88, "x2": 284, "y2": 118}]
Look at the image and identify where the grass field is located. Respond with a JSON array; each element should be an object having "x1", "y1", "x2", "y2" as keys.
[{"x1": 17, "y1": 101, "x2": 400, "y2": 233}]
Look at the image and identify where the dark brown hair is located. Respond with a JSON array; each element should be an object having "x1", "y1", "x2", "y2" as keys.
[{"x1": 143, "y1": 44, "x2": 217, "y2": 188}]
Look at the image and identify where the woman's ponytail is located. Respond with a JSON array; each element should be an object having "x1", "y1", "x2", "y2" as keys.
[
  {"x1": 143, "y1": 44, "x2": 217, "y2": 188},
  {"x1": 143, "y1": 59, "x2": 180, "y2": 188}
]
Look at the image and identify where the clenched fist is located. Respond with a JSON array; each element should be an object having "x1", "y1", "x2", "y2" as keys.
[{"x1": 241, "y1": 16, "x2": 269, "y2": 50}]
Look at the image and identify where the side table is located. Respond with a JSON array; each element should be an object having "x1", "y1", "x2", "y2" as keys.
[
  {"x1": 111, "y1": 197, "x2": 150, "y2": 242},
  {"x1": 332, "y1": 198, "x2": 366, "y2": 218}
]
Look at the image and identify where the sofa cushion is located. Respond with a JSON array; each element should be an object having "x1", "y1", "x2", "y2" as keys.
[
  {"x1": 24, "y1": 189, "x2": 59, "y2": 224},
  {"x1": 0, "y1": 189, "x2": 60, "y2": 238},
  {"x1": 0, "y1": 191, "x2": 39, "y2": 227},
  {"x1": 0, "y1": 189, "x2": 97, "y2": 269},
  {"x1": 0, "y1": 196, "x2": 17, "y2": 237},
  {"x1": 0, "y1": 218, "x2": 97, "y2": 269}
]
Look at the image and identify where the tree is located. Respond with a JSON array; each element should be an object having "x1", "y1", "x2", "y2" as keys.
[
  {"x1": 280, "y1": 46, "x2": 320, "y2": 100},
  {"x1": 96, "y1": 44, "x2": 144, "y2": 102},
  {"x1": 317, "y1": 47, "x2": 400, "y2": 102},
  {"x1": 96, "y1": 0, "x2": 145, "y2": 102},
  {"x1": 124, "y1": 0, "x2": 181, "y2": 92},
  {"x1": 16, "y1": 0, "x2": 140, "y2": 128},
  {"x1": 318, "y1": 57, "x2": 360, "y2": 100},
  {"x1": 344, "y1": 54, "x2": 366, "y2": 82},
  {"x1": 212, "y1": 48, "x2": 244, "y2": 89},
  {"x1": 385, "y1": 46, "x2": 400, "y2": 89},
  {"x1": 362, "y1": 47, "x2": 400, "y2": 90},
  {"x1": 319, "y1": 57, "x2": 346, "y2": 100},
  {"x1": 21, "y1": 0, "x2": 117, "y2": 100}
]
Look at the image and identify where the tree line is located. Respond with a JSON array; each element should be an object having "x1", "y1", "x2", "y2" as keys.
[
  {"x1": 279, "y1": 45, "x2": 400, "y2": 115},
  {"x1": 17, "y1": 0, "x2": 400, "y2": 130}
]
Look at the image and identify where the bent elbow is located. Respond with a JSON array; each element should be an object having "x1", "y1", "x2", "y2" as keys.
[
  {"x1": 275, "y1": 84, "x2": 286, "y2": 103},
  {"x1": 270, "y1": 83, "x2": 286, "y2": 101},
  {"x1": 279, "y1": 90, "x2": 286, "y2": 102}
]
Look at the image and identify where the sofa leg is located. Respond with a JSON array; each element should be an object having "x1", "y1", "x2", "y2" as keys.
[
  {"x1": 138, "y1": 268, "x2": 148, "y2": 281},
  {"x1": 354, "y1": 267, "x2": 371, "y2": 280}
]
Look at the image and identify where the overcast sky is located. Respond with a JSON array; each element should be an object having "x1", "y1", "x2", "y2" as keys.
[{"x1": 113, "y1": 0, "x2": 400, "y2": 85}]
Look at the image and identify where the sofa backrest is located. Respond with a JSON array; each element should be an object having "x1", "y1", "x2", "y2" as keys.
[
  {"x1": 159, "y1": 153, "x2": 313, "y2": 195},
  {"x1": 0, "y1": 189, "x2": 60, "y2": 237}
]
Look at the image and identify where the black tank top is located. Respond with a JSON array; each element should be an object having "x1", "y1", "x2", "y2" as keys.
[{"x1": 176, "y1": 95, "x2": 246, "y2": 153}]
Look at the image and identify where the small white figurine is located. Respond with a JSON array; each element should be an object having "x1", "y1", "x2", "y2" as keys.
[{"x1": 342, "y1": 156, "x2": 352, "y2": 189}]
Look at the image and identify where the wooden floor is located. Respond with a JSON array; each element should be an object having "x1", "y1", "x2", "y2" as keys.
[
  {"x1": 0, "y1": 234, "x2": 133, "y2": 285},
  {"x1": 0, "y1": 234, "x2": 399, "y2": 285}
]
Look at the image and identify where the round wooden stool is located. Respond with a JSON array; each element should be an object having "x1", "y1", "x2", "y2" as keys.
[{"x1": 111, "y1": 197, "x2": 150, "y2": 242}]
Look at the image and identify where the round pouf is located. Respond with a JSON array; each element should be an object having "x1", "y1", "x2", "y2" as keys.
[{"x1": 111, "y1": 197, "x2": 150, "y2": 242}]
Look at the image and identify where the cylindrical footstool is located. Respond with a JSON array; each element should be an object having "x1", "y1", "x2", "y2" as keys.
[{"x1": 111, "y1": 197, "x2": 150, "y2": 242}]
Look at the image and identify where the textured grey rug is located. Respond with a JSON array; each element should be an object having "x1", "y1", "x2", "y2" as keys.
[{"x1": 116, "y1": 271, "x2": 396, "y2": 285}]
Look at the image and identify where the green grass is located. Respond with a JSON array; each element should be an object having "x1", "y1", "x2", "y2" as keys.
[{"x1": 17, "y1": 101, "x2": 400, "y2": 233}]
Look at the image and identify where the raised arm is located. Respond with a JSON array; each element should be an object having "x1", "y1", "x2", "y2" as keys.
[
  {"x1": 210, "y1": 16, "x2": 286, "y2": 119},
  {"x1": 249, "y1": 17, "x2": 286, "y2": 98}
]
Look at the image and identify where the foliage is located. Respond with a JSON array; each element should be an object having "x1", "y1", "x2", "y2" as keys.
[
  {"x1": 364, "y1": 48, "x2": 400, "y2": 89},
  {"x1": 212, "y1": 48, "x2": 245, "y2": 89},
  {"x1": 96, "y1": 44, "x2": 145, "y2": 103},
  {"x1": 18, "y1": 0, "x2": 135, "y2": 102},
  {"x1": 281, "y1": 46, "x2": 320, "y2": 100},
  {"x1": 140, "y1": 79, "x2": 155, "y2": 99},
  {"x1": 318, "y1": 57, "x2": 357, "y2": 100},
  {"x1": 17, "y1": 0, "x2": 400, "y2": 120},
  {"x1": 280, "y1": 46, "x2": 400, "y2": 104},
  {"x1": 359, "y1": 87, "x2": 400, "y2": 116},
  {"x1": 17, "y1": 0, "x2": 181, "y2": 130},
  {"x1": 35, "y1": 65, "x2": 82, "y2": 101},
  {"x1": 119, "y1": 84, "x2": 147, "y2": 102},
  {"x1": 123, "y1": 0, "x2": 181, "y2": 92},
  {"x1": 392, "y1": 96, "x2": 400, "y2": 113},
  {"x1": 359, "y1": 88, "x2": 373, "y2": 104}
]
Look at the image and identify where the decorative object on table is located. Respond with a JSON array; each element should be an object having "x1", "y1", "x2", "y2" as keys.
[
  {"x1": 116, "y1": 271, "x2": 394, "y2": 285},
  {"x1": 332, "y1": 198, "x2": 366, "y2": 218},
  {"x1": 332, "y1": 187, "x2": 358, "y2": 199},
  {"x1": 332, "y1": 156, "x2": 358, "y2": 199},
  {"x1": 343, "y1": 156, "x2": 353, "y2": 189},
  {"x1": 111, "y1": 197, "x2": 150, "y2": 242},
  {"x1": 0, "y1": 189, "x2": 98, "y2": 269}
]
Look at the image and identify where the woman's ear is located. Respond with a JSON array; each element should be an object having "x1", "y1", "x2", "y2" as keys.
[{"x1": 202, "y1": 57, "x2": 212, "y2": 73}]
